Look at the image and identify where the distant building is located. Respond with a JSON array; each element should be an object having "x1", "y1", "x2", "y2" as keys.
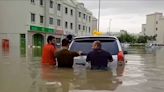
[
  {"x1": 75, "y1": 2, "x2": 93, "y2": 36},
  {"x1": 156, "y1": 16, "x2": 164, "y2": 44},
  {"x1": 56, "y1": 0, "x2": 76, "y2": 36},
  {"x1": 120, "y1": 30, "x2": 127, "y2": 35},
  {"x1": 110, "y1": 30, "x2": 127, "y2": 37},
  {"x1": 141, "y1": 24, "x2": 146, "y2": 36},
  {"x1": 142, "y1": 12, "x2": 164, "y2": 44},
  {"x1": 92, "y1": 16, "x2": 98, "y2": 32},
  {"x1": 145, "y1": 12, "x2": 162, "y2": 36}
]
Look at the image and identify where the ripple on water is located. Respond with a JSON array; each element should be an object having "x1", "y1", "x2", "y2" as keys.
[{"x1": 122, "y1": 79, "x2": 147, "y2": 86}]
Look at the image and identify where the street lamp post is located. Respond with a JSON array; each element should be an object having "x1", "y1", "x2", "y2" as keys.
[{"x1": 98, "y1": 0, "x2": 101, "y2": 32}]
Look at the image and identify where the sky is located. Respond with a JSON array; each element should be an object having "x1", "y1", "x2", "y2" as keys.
[{"x1": 78, "y1": 0, "x2": 164, "y2": 33}]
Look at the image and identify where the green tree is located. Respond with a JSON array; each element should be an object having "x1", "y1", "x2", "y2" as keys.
[
  {"x1": 137, "y1": 36, "x2": 147, "y2": 43},
  {"x1": 117, "y1": 33, "x2": 137, "y2": 43}
]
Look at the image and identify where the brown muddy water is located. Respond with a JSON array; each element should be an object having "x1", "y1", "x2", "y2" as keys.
[{"x1": 0, "y1": 46, "x2": 164, "y2": 92}]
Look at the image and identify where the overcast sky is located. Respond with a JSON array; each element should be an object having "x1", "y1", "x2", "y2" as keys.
[{"x1": 79, "y1": 0, "x2": 164, "y2": 33}]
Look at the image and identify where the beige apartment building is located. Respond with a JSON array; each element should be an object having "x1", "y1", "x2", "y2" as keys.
[
  {"x1": 0, "y1": 0, "x2": 57, "y2": 57},
  {"x1": 142, "y1": 12, "x2": 164, "y2": 44},
  {"x1": 0, "y1": 0, "x2": 94, "y2": 56},
  {"x1": 76, "y1": 3, "x2": 93, "y2": 36}
]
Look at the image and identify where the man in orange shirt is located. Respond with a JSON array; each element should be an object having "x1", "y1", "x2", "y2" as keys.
[{"x1": 42, "y1": 36, "x2": 57, "y2": 65}]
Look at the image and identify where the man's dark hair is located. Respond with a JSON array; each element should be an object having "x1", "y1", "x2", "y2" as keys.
[
  {"x1": 93, "y1": 41, "x2": 102, "y2": 49},
  {"x1": 62, "y1": 38, "x2": 70, "y2": 46},
  {"x1": 66, "y1": 34, "x2": 73, "y2": 43},
  {"x1": 47, "y1": 36, "x2": 55, "y2": 43}
]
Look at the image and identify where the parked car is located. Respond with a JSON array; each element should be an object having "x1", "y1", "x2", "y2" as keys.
[{"x1": 69, "y1": 36, "x2": 126, "y2": 69}]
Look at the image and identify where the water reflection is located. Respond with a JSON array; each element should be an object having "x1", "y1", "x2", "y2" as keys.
[
  {"x1": 2, "y1": 47, "x2": 9, "y2": 56},
  {"x1": 123, "y1": 54, "x2": 148, "y2": 86},
  {"x1": 33, "y1": 47, "x2": 42, "y2": 57},
  {"x1": 38, "y1": 65, "x2": 122, "y2": 92}
]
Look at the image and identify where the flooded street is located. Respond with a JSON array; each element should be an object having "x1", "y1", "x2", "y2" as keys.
[{"x1": 0, "y1": 46, "x2": 164, "y2": 92}]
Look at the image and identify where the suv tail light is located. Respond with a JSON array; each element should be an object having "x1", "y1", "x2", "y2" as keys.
[{"x1": 118, "y1": 51, "x2": 124, "y2": 63}]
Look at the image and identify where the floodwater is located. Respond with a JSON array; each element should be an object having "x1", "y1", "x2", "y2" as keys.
[{"x1": 0, "y1": 46, "x2": 164, "y2": 92}]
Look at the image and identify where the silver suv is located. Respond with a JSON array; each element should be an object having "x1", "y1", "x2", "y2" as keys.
[{"x1": 69, "y1": 36, "x2": 125, "y2": 69}]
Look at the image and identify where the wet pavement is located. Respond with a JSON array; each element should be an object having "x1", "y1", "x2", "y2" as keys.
[{"x1": 0, "y1": 46, "x2": 164, "y2": 92}]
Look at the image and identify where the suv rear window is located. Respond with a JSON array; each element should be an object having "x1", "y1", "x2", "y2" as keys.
[{"x1": 70, "y1": 39, "x2": 119, "y2": 55}]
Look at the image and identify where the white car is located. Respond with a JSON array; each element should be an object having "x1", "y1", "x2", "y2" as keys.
[{"x1": 69, "y1": 36, "x2": 126, "y2": 69}]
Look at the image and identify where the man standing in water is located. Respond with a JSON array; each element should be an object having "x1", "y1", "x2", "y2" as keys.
[
  {"x1": 56, "y1": 38, "x2": 81, "y2": 68},
  {"x1": 42, "y1": 36, "x2": 57, "y2": 65},
  {"x1": 86, "y1": 41, "x2": 113, "y2": 70}
]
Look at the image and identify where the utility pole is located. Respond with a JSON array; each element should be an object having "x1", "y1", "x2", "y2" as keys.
[
  {"x1": 109, "y1": 19, "x2": 112, "y2": 33},
  {"x1": 98, "y1": 0, "x2": 101, "y2": 32}
]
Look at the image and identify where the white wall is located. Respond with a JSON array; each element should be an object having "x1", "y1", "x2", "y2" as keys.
[
  {"x1": 146, "y1": 15, "x2": 156, "y2": 36},
  {"x1": 146, "y1": 13, "x2": 162, "y2": 36},
  {"x1": 92, "y1": 17, "x2": 97, "y2": 30},
  {"x1": 0, "y1": 0, "x2": 29, "y2": 57},
  {"x1": 27, "y1": 0, "x2": 56, "y2": 29},
  {"x1": 0, "y1": 0, "x2": 28, "y2": 34},
  {"x1": 62, "y1": 2, "x2": 76, "y2": 35},
  {"x1": 142, "y1": 24, "x2": 146, "y2": 35},
  {"x1": 157, "y1": 18, "x2": 164, "y2": 44},
  {"x1": 0, "y1": 0, "x2": 57, "y2": 56}
]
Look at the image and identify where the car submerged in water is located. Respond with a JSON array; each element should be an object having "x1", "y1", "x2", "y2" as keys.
[{"x1": 69, "y1": 36, "x2": 126, "y2": 69}]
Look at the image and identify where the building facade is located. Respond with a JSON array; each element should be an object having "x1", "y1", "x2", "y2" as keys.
[
  {"x1": 55, "y1": 0, "x2": 93, "y2": 37},
  {"x1": 141, "y1": 24, "x2": 146, "y2": 36},
  {"x1": 142, "y1": 12, "x2": 164, "y2": 44},
  {"x1": 75, "y1": 3, "x2": 93, "y2": 36},
  {"x1": 0, "y1": 0, "x2": 94, "y2": 56},
  {"x1": 92, "y1": 16, "x2": 98, "y2": 33},
  {"x1": 0, "y1": 0, "x2": 57, "y2": 57},
  {"x1": 156, "y1": 17, "x2": 164, "y2": 44}
]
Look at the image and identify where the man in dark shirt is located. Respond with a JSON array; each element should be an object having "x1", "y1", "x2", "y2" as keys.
[
  {"x1": 86, "y1": 41, "x2": 113, "y2": 70},
  {"x1": 56, "y1": 38, "x2": 81, "y2": 68}
]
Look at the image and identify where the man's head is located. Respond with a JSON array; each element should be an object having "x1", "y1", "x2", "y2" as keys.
[
  {"x1": 92, "y1": 41, "x2": 102, "y2": 49},
  {"x1": 66, "y1": 34, "x2": 73, "y2": 43},
  {"x1": 62, "y1": 38, "x2": 70, "y2": 47},
  {"x1": 47, "y1": 36, "x2": 56, "y2": 45}
]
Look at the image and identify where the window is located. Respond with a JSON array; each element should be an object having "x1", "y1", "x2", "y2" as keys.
[
  {"x1": 57, "y1": 4, "x2": 61, "y2": 11},
  {"x1": 65, "y1": 21, "x2": 68, "y2": 28},
  {"x1": 83, "y1": 26, "x2": 85, "y2": 30},
  {"x1": 31, "y1": 0, "x2": 35, "y2": 3},
  {"x1": 40, "y1": 15, "x2": 44, "y2": 24},
  {"x1": 20, "y1": 34, "x2": 26, "y2": 56},
  {"x1": 89, "y1": 27, "x2": 91, "y2": 32},
  {"x1": 65, "y1": 7, "x2": 68, "y2": 14},
  {"x1": 156, "y1": 21, "x2": 158, "y2": 24},
  {"x1": 49, "y1": 17, "x2": 53, "y2": 25},
  {"x1": 86, "y1": 27, "x2": 87, "y2": 31},
  {"x1": 31, "y1": 13, "x2": 35, "y2": 22},
  {"x1": 57, "y1": 19, "x2": 61, "y2": 26},
  {"x1": 156, "y1": 27, "x2": 158, "y2": 31},
  {"x1": 56, "y1": 38, "x2": 61, "y2": 43},
  {"x1": 89, "y1": 16, "x2": 91, "y2": 22},
  {"x1": 50, "y1": 0, "x2": 53, "y2": 8},
  {"x1": 79, "y1": 12, "x2": 81, "y2": 17},
  {"x1": 40, "y1": 0, "x2": 43, "y2": 6},
  {"x1": 70, "y1": 9, "x2": 73, "y2": 16},
  {"x1": 83, "y1": 14, "x2": 85, "y2": 19},
  {"x1": 70, "y1": 23, "x2": 73, "y2": 29},
  {"x1": 86, "y1": 15, "x2": 88, "y2": 21},
  {"x1": 78, "y1": 25, "x2": 81, "y2": 30},
  {"x1": 70, "y1": 39, "x2": 119, "y2": 55}
]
